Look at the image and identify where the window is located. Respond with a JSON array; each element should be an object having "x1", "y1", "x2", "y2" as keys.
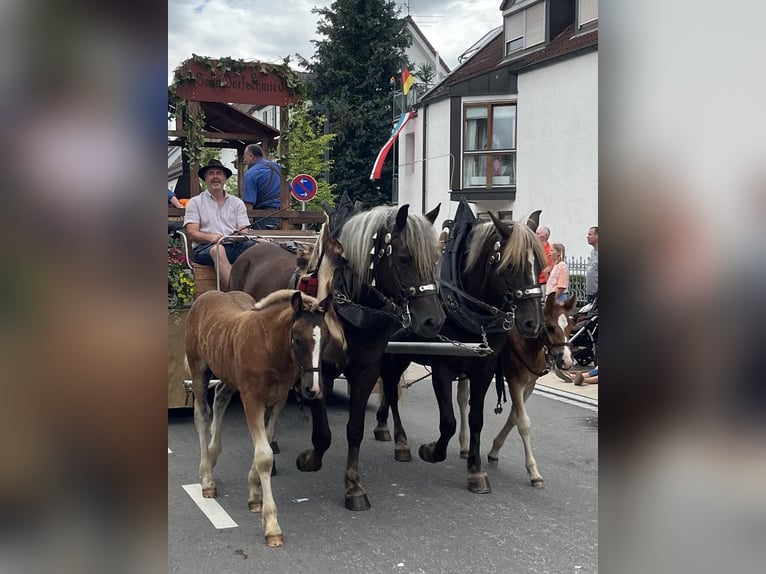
[
  {"x1": 504, "y1": 1, "x2": 546, "y2": 56},
  {"x1": 463, "y1": 104, "x2": 516, "y2": 189}
]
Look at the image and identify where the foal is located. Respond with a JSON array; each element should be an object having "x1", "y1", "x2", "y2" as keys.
[
  {"x1": 457, "y1": 292, "x2": 576, "y2": 487},
  {"x1": 185, "y1": 289, "x2": 339, "y2": 547}
]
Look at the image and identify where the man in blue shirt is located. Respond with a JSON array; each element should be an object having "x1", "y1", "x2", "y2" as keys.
[{"x1": 243, "y1": 144, "x2": 282, "y2": 229}]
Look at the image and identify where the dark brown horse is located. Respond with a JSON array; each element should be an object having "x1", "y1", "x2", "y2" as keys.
[
  {"x1": 375, "y1": 206, "x2": 547, "y2": 494},
  {"x1": 296, "y1": 203, "x2": 446, "y2": 511},
  {"x1": 228, "y1": 239, "x2": 313, "y2": 299},
  {"x1": 185, "y1": 289, "x2": 341, "y2": 547},
  {"x1": 456, "y1": 291, "x2": 577, "y2": 488}
]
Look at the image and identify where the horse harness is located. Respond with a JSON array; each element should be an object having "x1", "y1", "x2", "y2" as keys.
[
  {"x1": 438, "y1": 199, "x2": 543, "y2": 339},
  {"x1": 332, "y1": 227, "x2": 437, "y2": 331}
]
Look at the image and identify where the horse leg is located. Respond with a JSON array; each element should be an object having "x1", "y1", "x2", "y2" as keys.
[
  {"x1": 513, "y1": 378, "x2": 544, "y2": 488},
  {"x1": 344, "y1": 363, "x2": 380, "y2": 511},
  {"x1": 240, "y1": 392, "x2": 283, "y2": 547},
  {"x1": 457, "y1": 376, "x2": 470, "y2": 459},
  {"x1": 373, "y1": 377, "x2": 392, "y2": 442},
  {"x1": 380, "y1": 357, "x2": 412, "y2": 461},
  {"x1": 265, "y1": 396, "x2": 287, "y2": 454},
  {"x1": 189, "y1": 361, "x2": 217, "y2": 498},
  {"x1": 208, "y1": 383, "x2": 236, "y2": 468},
  {"x1": 487, "y1": 400, "x2": 518, "y2": 466},
  {"x1": 418, "y1": 365, "x2": 456, "y2": 464},
  {"x1": 466, "y1": 373, "x2": 493, "y2": 494},
  {"x1": 296, "y1": 362, "x2": 334, "y2": 472}
]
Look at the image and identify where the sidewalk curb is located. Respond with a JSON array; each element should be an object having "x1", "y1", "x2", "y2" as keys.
[{"x1": 535, "y1": 384, "x2": 599, "y2": 409}]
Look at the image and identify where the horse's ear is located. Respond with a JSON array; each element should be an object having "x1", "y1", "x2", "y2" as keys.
[
  {"x1": 488, "y1": 211, "x2": 512, "y2": 240},
  {"x1": 526, "y1": 210, "x2": 542, "y2": 233},
  {"x1": 424, "y1": 203, "x2": 441, "y2": 224},
  {"x1": 290, "y1": 290, "x2": 303, "y2": 314},
  {"x1": 564, "y1": 294, "x2": 578, "y2": 311},
  {"x1": 395, "y1": 204, "x2": 410, "y2": 230},
  {"x1": 544, "y1": 291, "x2": 556, "y2": 313},
  {"x1": 317, "y1": 295, "x2": 332, "y2": 313}
]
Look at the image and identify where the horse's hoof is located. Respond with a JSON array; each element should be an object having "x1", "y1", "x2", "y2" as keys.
[
  {"x1": 248, "y1": 501, "x2": 262, "y2": 513},
  {"x1": 296, "y1": 450, "x2": 322, "y2": 472},
  {"x1": 394, "y1": 447, "x2": 412, "y2": 462},
  {"x1": 487, "y1": 455, "x2": 499, "y2": 466},
  {"x1": 468, "y1": 474, "x2": 492, "y2": 494},
  {"x1": 418, "y1": 443, "x2": 446, "y2": 463},
  {"x1": 530, "y1": 478, "x2": 545, "y2": 489},
  {"x1": 270, "y1": 441, "x2": 280, "y2": 454},
  {"x1": 374, "y1": 428, "x2": 392, "y2": 442},
  {"x1": 265, "y1": 533, "x2": 284, "y2": 547},
  {"x1": 345, "y1": 493, "x2": 371, "y2": 511},
  {"x1": 202, "y1": 486, "x2": 217, "y2": 498},
  {"x1": 459, "y1": 449, "x2": 468, "y2": 459}
]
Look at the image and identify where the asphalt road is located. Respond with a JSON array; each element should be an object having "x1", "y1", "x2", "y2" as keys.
[{"x1": 168, "y1": 380, "x2": 598, "y2": 574}]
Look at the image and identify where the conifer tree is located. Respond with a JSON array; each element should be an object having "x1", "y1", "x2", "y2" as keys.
[{"x1": 308, "y1": 0, "x2": 411, "y2": 207}]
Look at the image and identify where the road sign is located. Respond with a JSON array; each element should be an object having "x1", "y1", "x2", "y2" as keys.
[{"x1": 290, "y1": 174, "x2": 318, "y2": 202}]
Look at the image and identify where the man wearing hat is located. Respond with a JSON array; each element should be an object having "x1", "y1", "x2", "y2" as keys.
[{"x1": 183, "y1": 159, "x2": 255, "y2": 290}]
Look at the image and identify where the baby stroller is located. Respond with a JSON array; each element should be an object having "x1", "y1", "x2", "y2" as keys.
[{"x1": 570, "y1": 297, "x2": 598, "y2": 366}]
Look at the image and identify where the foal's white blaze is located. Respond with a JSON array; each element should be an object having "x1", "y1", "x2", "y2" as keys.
[
  {"x1": 528, "y1": 249, "x2": 536, "y2": 286},
  {"x1": 311, "y1": 325, "x2": 322, "y2": 395},
  {"x1": 557, "y1": 313, "x2": 574, "y2": 369}
]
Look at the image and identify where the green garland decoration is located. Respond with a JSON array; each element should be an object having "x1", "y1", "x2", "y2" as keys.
[{"x1": 169, "y1": 54, "x2": 305, "y2": 167}]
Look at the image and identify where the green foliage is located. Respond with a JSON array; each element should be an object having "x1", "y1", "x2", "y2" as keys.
[
  {"x1": 415, "y1": 63, "x2": 436, "y2": 85},
  {"x1": 308, "y1": 0, "x2": 411, "y2": 208},
  {"x1": 278, "y1": 102, "x2": 336, "y2": 211},
  {"x1": 168, "y1": 235, "x2": 195, "y2": 308}
]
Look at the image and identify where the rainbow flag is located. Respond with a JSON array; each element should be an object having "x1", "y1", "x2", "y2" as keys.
[
  {"x1": 402, "y1": 68, "x2": 416, "y2": 95},
  {"x1": 369, "y1": 111, "x2": 413, "y2": 181}
]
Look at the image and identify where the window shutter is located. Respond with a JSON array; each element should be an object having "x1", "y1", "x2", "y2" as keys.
[
  {"x1": 525, "y1": 2, "x2": 545, "y2": 47},
  {"x1": 505, "y1": 12, "x2": 524, "y2": 43},
  {"x1": 579, "y1": 0, "x2": 598, "y2": 26}
]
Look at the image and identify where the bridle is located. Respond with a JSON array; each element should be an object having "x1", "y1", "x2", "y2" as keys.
[{"x1": 333, "y1": 226, "x2": 438, "y2": 330}]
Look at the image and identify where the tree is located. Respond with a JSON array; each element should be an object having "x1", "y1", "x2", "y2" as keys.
[
  {"x1": 278, "y1": 101, "x2": 336, "y2": 211},
  {"x1": 308, "y1": 0, "x2": 411, "y2": 207},
  {"x1": 415, "y1": 63, "x2": 436, "y2": 86}
]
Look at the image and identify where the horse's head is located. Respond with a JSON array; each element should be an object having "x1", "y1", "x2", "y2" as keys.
[
  {"x1": 474, "y1": 210, "x2": 546, "y2": 338},
  {"x1": 339, "y1": 203, "x2": 446, "y2": 338},
  {"x1": 543, "y1": 292, "x2": 577, "y2": 369},
  {"x1": 288, "y1": 291, "x2": 344, "y2": 400}
]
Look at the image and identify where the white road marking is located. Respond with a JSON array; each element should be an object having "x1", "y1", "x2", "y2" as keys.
[
  {"x1": 533, "y1": 388, "x2": 598, "y2": 412},
  {"x1": 182, "y1": 484, "x2": 238, "y2": 529}
]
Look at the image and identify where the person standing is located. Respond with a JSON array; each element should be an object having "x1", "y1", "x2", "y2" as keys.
[
  {"x1": 545, "y1": 243, "x2": 570, "y2": 303},
  {"x1": 243, "y1": 144, "x2": 282, "y2": 230},
  {"x1": 183, "y1": 159, "x2": 255, "y2": 290},
  {"x1": 536, "y1": 226, "x2": 553, "y2": 286},
  {"x1": 585, "y1": 226, "x2": 599, "y2": 303}
]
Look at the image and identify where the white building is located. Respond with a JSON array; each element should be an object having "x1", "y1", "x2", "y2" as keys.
[{"x1": 396, "y1": 0, "x2": 597, "y2": 259}]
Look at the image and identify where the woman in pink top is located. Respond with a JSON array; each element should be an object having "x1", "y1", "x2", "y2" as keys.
[{"x1": 545, "y1": 243, "x2": 570, "y2": 303}]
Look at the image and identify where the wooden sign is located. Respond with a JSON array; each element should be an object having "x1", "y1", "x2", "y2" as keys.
[{"x1": 174, "y1": 59, "x2": 301, "y2": 107}]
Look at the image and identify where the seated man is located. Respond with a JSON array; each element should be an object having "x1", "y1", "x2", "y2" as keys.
[{"x1": 183, "y1": 159, "x2": 256, "y2": 290}]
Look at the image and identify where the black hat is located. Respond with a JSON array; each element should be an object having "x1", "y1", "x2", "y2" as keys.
[{"x1": 198, "y1": 158, "x2": 232, "y2": 180}]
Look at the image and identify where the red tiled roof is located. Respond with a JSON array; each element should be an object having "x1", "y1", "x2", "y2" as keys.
[{"x1": 523, "y1": 24, "x2": 598, "y2": 66}]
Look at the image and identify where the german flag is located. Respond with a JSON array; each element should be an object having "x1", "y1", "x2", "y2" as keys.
[{"x1": 402, "y1": 68, "x2": 416, "y2": 95}]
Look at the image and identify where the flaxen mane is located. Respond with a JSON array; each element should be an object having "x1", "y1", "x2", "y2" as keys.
[
  {"x1": 464, "y1": 216, "x2": 546, "y2": 274},
  {"x1": 338, "y1": 205, "x2": 441, "y2": 299}
]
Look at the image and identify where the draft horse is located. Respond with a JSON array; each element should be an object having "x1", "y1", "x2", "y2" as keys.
[
  {"x1": 375, "y1": 205, "x2": 546, "y2": 494},
  {"x1": 296, "y1": 203, "x2": 446, "y2": 511},
  {"x1": 185, "y1": 289, "x2": 341, "y2": 547},
  {"x1": 228, "y1": 239, "x2": 313, "y2": 299},
  {"x1": 456, "y1": 291, "x2": 577, "y2": 488}
]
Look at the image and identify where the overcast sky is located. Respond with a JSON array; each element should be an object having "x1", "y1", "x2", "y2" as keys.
[{"x1": 168, "y1": 0, "x2": 504, "y2": 84}]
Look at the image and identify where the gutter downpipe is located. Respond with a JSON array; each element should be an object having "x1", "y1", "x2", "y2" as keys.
[{"x1": 421, "y1": 103, "x2": 427, "y2": 214}]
